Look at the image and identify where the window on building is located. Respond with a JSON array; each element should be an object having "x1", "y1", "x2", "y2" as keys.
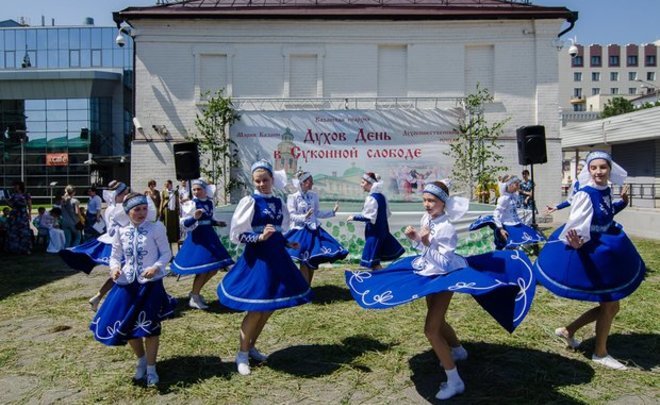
[
  {"x1": 592, "y1": 72, "x2": 600, "y2": 81},
  {"x1": 590, "y1": 55, "x2": 601, "y2": 66},
  {"x1": 627, "y1": 55, "x2": 638, "y2": 66},
  {"x1": 289, "y1": 54, "x2": 319, "y2": 97},
  {"x1": 628, "y1": 71, "x2": 637, "y2": 81},
  {"x1": 611, "y1": 88, "x2": 619, "y2": 95},
  {"x1": 572, "y1": 55, "x2": 583, "y2": 67},
  {"x1": 592, "y1": 88, "x2": 600, "y2": 95},
  {"x1": 609, "y1": 55, "x2": 620, "y2": 66},
  {"x1": 646, "y1": 55, "x2": 657, "y2": 66},
  {"x1": 648, "y1": 72, "x2": 656, "y2": 81},
  {"x1": 610, "y1": 72, "x2": 619, "y2": 81},
  {"x1": 573, "y1": 88, "x2": 582, "y2": 98},
  {"x1": 574, "y1": 72, "x2": 582, "y2": 81},
  {"x1": 628, "y1": 87, "x2": 637, "y2": 95},
  {"x1": 573, "y1": 104, "x2": 585, "y2": 112}
]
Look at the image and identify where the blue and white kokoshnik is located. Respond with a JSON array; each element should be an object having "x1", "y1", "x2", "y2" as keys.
[
  {"x1": 251, "y1": 159, "x2": 273, "y2": 175},
  {"x1": 423, "y1": 184, "x2": 448, "y2": 202},
  {"x1": 123, "y1": 194, "x2": 148, "y2": 213}
]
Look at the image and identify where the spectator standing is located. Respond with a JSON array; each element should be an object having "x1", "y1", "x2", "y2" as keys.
[
  {"x1": 61, "y1": 185, "x2": 81, "y2": 247},
  {"x1": 4, "y1": 181, "x2": 33, "y2": 255},
  {"x1": 145, "y1": 179, "x2": 161, "y2": 214},
  {"x1": 84, "y1": 186, "x2": 103, "y2": 241}
]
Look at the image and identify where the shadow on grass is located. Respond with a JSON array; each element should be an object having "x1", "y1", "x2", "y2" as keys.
[
  {"x1": 171, "y1": 296, "x2": 242, "y2": 317},
  {"x1": 154, "y1": 355, "x2": 233, "y2": 392},
  {"x1": 310, "y1": 284, "x2": 353, "y2": 305},
  {"x1": 578, "y1": 333, "x2": 659, "y2": 371},
  {"x1": 267, "y1": 335, "x2": 392, "y2": 377},
  {"x1": 409, "y1": 342, "x2": 594, "y2": 404},
  {"x1": 0, "y1": 252, "x2": 76, "y2": 301}
]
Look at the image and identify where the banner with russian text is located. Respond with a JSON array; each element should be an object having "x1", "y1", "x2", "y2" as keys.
[{"x1": 230, "y1": 109, "x2": 460, "y2": 202}]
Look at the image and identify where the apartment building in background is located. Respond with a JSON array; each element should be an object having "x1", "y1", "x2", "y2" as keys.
[{"x1": 559, "y1": 40, "x2": 660, "y2": 114}]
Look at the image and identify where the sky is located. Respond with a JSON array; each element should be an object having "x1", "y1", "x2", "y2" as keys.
[{"x1": 2, "y1": 0, "x2": 660, "y2": 45}]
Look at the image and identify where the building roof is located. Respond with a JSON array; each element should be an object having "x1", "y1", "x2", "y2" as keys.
[{"x1": 114, "y1": 0, "x2": 576, "y2": 23}]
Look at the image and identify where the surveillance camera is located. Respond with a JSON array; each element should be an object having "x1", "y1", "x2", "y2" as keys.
[
  {"x1": 568, "y1": 44, "x2": 578, "y2": 58},
  {"x1": 115, "y1": 33, "x2": 126, "y2": 48},
  {"x1": 132, "y1": 117, "x2": 143, "y2": 131}
]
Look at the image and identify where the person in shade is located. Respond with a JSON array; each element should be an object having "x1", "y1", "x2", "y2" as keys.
[
  {"x1": 89, "y1": 192, "x2": 176, "y2": 387},
  {"x1": 345, "y1": 181, "x2": 536, "y2": 400},
  {"x1": 347, "y1": 172, "x2": 405, "y2": 269},
  {"x1": 159, "y1": 179, "x2": 180, "y2": 251},
  {"x1": 59, "y1": 180, "x2": 130, "y2": 311},
  {"x1": 218, "y1": 160, "x2": 312, "y2": 376},
  {"x1": 534, "y1": 151, "x2": 645, "y2": 370},
  {"x1": 545, "y1": 160, "x2": 585, "y2": 215},
  {"x1": 170, "y1": 179, "x2": 234, "y2": 310},
  {"x1": 469, "y1": 175, "x2": 546, "y2": 250},
  {"x1": 284, "y1": 170, "x2": 348, "y2": 284}
]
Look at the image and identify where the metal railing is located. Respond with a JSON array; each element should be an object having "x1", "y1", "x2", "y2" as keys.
[{"x1": 561, "y1": 183, "x2": 657, "y2": 207}]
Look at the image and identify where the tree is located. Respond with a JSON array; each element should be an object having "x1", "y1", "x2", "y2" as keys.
[
  {"x1": 601, "y1": 97, "x2": 635, "y2": 118},
  {"x1": 186, "y1": 89, "x2": 241, "y2": 204},
  {"x1": 445, "y1": 84, "x2": 509, "y2": 200}
]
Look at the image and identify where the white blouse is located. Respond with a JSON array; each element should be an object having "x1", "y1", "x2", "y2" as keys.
[
  {"x1": 493, "y1": 192, "x2": 521, "y2": 228},
  {"x1": 287, "y1": 190, "x2": 334, "y2": 230},
  {"x1": 411, "y1": 213, "x2": 467, "y2": 276},
  {"x1": 230, "y1": 192, "x2": 291, "y2": 244},
  {"x1": 359, "y1": 183, "x2": 391, "y2": 225},
  {"x1": 109, "y1": 220, "x2": 171, "y2": 285},
  {"x1": 557, "y1": 182, "x2": 608, "y2": 245}
]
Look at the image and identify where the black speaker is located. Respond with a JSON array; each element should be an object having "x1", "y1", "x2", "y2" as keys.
[
  {"x1": 173, "y1": 142, "x2": 200, "y2": 180},
  {"x1": 516, "y1": 125, "x2": 547, "y2": 165}
]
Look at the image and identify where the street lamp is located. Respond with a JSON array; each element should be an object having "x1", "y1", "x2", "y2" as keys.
[{"x1": 49, "y1": 181, "x2": 58, "y2": 206}]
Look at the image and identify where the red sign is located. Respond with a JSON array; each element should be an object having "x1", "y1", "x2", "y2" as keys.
[{"x1": 46, "y1": 153, "x2": 69, "y2": 166}]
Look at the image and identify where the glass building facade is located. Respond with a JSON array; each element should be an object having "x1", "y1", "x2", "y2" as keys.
[{"x1": 0, "y1": 24, "x2": 133, "y2": 200}]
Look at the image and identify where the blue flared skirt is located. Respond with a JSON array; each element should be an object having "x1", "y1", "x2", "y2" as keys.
[
  {"x1": 534, "y1": 224, "x2": 645, "y2": 302},
  {"x1": 59, "y1": 238, "x2": 113, "y2": 274},
  {"x1": 361, "y1": 232, "x2": 405, "y2": 268},
  {"x1": 218, "y1": 233, "x2": 313, "y2": 312},
  {"x1": 171, "y1": 225, "x2": 234, "y2": 275},
  {"x1": 284, "y1": 226, "x2": 349, "y2": 270},
  {"x1": 345, "y1": 250, "x2": 536, "y2": 333},
  {"x1": 89, "y1": 279, "x2": 177, "y2": 346},
  {"x1": 469, "y1": 215, "x2": 546, "y2": 250}
]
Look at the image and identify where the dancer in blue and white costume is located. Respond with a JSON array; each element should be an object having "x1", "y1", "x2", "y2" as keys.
[
  {"x1": 345, "y1": 181, "x2": 536, "y2": 400},
  {"x1": 535, "y1": 151, "x2": 645, "y2": 370},
  {"x1": 285, "y1": 170, "x2": 348, "y2": 284},
  {"x1": 347, "y1": 172, "x2": 404, "y2": 269},
  {"x1": 60, "y1": 180, "x2": 130, "y2": 311},
  {"x1": 218, "y1": 160, "x2": 312, "y2": 376},
  {"x1": 469, "y1": 175, "x2": 545, "y2": 250},
  {"x1": 90, "y1": 193, "x2": 176, "y2": 387},
  {"x1": 171, "y1": 179, "x2": 234, "y2": 310}
]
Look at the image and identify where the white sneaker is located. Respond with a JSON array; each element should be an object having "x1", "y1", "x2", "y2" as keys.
[
  {"x1": 592, "y1": 354, "x2": 627, "y2": 370},
  {"x1": 435, "y1": 381, "x2": 465, "y2": 400},
  {"x1": 133, "y1": 362, "x2": 146, "y2": 381},
  {"x1": 555, "y1": 327, "x2": 581, "y2": 349},
  {"x1": 88, "y1": 294, "x2": 101, "y2": 312},
  {"x1": 451, "y1": 346, "x2": 468, "y2": 362},
  {"x1": 248, "y1": 347, "x2": 269, "y2": 362},
  {"x1": 146, "y1": 370, "x2": 159, "y2": 386},
  {"x1": 236, "y1": 351, "x2": 251, "y2": 375},
  {"x1": 189, "y1": 294, "x2": 209, "y2": 310}
]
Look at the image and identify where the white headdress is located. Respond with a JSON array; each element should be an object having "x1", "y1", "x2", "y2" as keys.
[
  {"x1": 422, "y1": 182, "x2": 469, "y2": 222},
  {"x1": 577, "y1": 151, "x2": 627, "y2": 186}
]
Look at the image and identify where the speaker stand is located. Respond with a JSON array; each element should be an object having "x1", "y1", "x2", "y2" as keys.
[{"x1": 530, "y1": 163, "x2": 540, "y2": 256}]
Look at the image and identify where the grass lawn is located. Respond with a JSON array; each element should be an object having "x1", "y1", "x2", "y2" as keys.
[{"x1": 0, "y1": 238, "x2": 658, "y2": 404}]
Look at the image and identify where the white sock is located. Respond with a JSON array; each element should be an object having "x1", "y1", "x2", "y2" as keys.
[
  {"x1": 147, "y1": 364, "x2": 157, "y2": 374},
  {"x1": 137, "y1": 356, "x2": 146, "y2": 367},
  {"x1": 445, "y1": 367, "x2": 462, "y2": 386}
]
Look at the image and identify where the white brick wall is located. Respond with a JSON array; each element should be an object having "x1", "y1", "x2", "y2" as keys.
[{"x1": 130, "y1": 18, "x2": 565, "y2": 208}]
